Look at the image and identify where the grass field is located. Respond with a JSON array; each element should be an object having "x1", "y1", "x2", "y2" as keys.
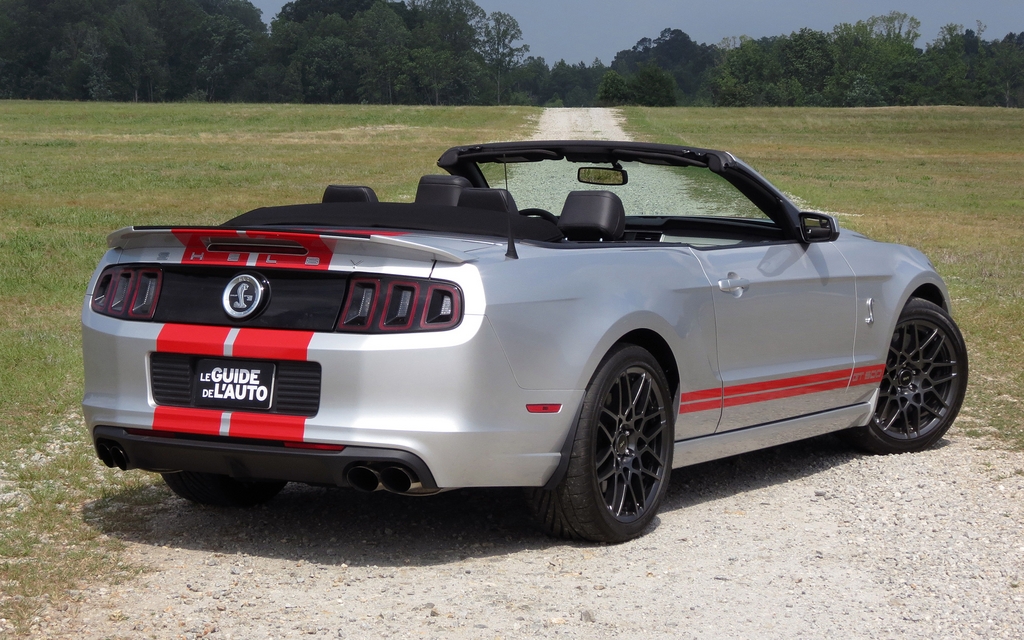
[{"x1": 0, "y1": 102, "x2": 1021, "y2": 632}]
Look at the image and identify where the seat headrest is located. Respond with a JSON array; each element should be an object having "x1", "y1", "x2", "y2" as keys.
[
  {"x1": 415, "y1": 174, "x2": 472, "y2": 206},
  {"x1": 457, "y1": 188, "x2": 519, "y2": 214},
  {"x1": 558, "y1": 190, "x2": 625, "y2": 241},
  {"x1": 322, "y1": 185, "x2": 379, "y2": 203}
]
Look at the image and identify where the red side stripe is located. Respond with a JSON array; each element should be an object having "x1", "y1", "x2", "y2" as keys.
[
  {"x1": 153, "y1": 406, "x2": 222, "y2": 435},
  {"x1": 229, "y1": 413, "x2": 306, "y2": 442},
  {"x1": 157, "y1": 324, "x2": 232, "y2": 356},
  {"x1": 680, "y1": 388, "x2": 722, "y2": 403},
  {"x1": 723, "y1": 378, "x2": 853, "y2": 408},
  {"x1": 679, "y1": 398, "x2": 724, "y2": 414},
  {"x1": 725, "y1": 369, "x2": 852, "y2": 398},
  {"x1": 678, "y1": 364, "x2": 886, "y2": 415},
  {"x1": 232, "y1": 329, "x2": 314, "y2": 361}
]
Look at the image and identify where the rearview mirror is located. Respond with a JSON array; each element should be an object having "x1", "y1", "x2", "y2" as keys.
[
  {"x1": 799, "y1": 212, "x2": 840, "y2": 243},
  {"x1": 578, "y1": 167, "x2": 628, "y2": 186}
]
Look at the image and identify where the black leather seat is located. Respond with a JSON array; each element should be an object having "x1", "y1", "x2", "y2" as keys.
[
  {"x1": 558, "y1": 190, "x2": 625, "y2": 241},
  {"x1": 457, "y1": 188, "x2": 519, "y2": 214},
  {"x1": 322, "y1": 185, "x2": 379, "y2": 203},
  {"x1": 415, "y1": 175, "x2": 472, "y2": 206}
]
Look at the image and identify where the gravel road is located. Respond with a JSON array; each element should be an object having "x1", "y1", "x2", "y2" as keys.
[{"x1": 35, "y1": 109, "x2": 1024, "y2": 639}]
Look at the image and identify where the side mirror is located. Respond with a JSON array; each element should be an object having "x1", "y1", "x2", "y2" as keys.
[
  {"x1": 578, "y1": 167, "x2": 628, "y2": 186},
  {"x1": 799, "y1": 212, "x2": 840, "y2": 243}
]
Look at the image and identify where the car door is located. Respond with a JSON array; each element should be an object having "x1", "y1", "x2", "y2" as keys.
[{"x1": 693, "y1": 240, "x2": 859, "y2": 432}]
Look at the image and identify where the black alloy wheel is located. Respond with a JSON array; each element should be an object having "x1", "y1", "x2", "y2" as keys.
[
  {"x1": 530, "y1": 344, "x2": 673, "y2": 542},
  {"x1": 848, "y1": 298, "x2": 968, "y2": 454}
]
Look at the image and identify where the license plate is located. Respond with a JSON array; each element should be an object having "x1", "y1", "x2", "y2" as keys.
[{"x1": 194, "y1": 359, "x2": 275, "y2": 410}]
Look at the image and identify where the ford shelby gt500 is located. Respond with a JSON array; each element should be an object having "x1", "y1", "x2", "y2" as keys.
[{"x1": 82, "y1": 140, "x2": 968, "y2": 542}]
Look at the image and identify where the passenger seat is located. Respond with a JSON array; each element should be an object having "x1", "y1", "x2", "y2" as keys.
[
  {"x1": 322, "y1": 185, "x2": 379, "y2": 203},
  {"x1": 415, "y1": 175, "x2": 472, "y2": 206},
  {"x1": 457, "y1": 188, "x2": 519, "y2": 214}
]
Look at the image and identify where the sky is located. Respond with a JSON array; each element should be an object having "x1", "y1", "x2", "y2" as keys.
[{"x1": 249, "y1": 0, "x2": 1024, "y2": 64}]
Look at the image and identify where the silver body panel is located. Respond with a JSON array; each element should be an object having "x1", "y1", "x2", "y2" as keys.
[{"x1": 83, "y1": 225, "x2": 946, "y2": 488}]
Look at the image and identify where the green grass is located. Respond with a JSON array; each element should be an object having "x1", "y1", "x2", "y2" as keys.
[
  {"x1": 0, "y1": 101, "x2": 538, "y2": 633},
  {"x1": 624, "y1": 105, "x2": 1024, "y2": 450}
]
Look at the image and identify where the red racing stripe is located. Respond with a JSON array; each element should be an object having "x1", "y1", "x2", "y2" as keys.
[
  {"x1": 232, "y1": 329, "x2": 314, "y2": 361},
  {"x1": 725, "y1": 369, "x2": 852, "y2": 398},
  {"x1": 152, "y1": 406, "x2": 222, "y2": 435},
  {"x1": 723, "y1": 378, "x2": 852, "y2": 408},
  {"x1": 679, "y1": 364, "x2": 886, "y2": 415},
  {"x1": 157, "y1": 324, "x2": 232, "y2": 356},
  {"x1": 679, "y1": 398, "x2": 724, "y2": 414},
  {"x1": 229, "y1": 413, "x2": 306, "y2": 442},
  {"x1": 680, "y1": 388, "x2": 722, "y2": 403}
]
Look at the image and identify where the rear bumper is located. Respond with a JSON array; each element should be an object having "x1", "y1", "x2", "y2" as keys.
[
  {"x1": 82, "y1": 306, "x2": 584, "y2": 488},
  {"x1": 92, "y1": 426, "x2": 437, "y2": 488}
]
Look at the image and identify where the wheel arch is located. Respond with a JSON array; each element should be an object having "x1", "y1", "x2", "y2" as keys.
[
  {"x1": 908, "y1": 283, "x2": 947, "y2": 312},
  {"x1": 544, "y1": 327, "x2": 679, "y2": 491},
  {"x1": 614, "y1": 328, "x2": 680, "y2": 400}
]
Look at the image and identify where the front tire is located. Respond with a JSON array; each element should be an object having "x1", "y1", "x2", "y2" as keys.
[
  {"x1": 847, "y1": 298, "x2": 968, "y2": 454},
  {"x1": 162, "y1": 471, "x2": 286, "y2": 507},
  {"x1": 531, "y1": 344, "x2": 674, "y2": 543}
]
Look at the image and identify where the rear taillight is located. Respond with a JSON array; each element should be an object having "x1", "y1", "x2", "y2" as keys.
[
  {"x1": 91, "y1": 266, "x2": 163, "y2": 320},
  {"x1": 337, "y1": 275, "x2": 462, "y2": 333}
]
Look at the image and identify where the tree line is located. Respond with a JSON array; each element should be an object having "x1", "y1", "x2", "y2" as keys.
[{"x1": 1, "y1": 1, "x2": 1021, "y2": 108}]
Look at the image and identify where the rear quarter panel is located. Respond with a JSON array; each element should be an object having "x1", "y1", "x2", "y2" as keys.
[{"x1": 463, "y1": 242, "x2": 722, "y2": 440}]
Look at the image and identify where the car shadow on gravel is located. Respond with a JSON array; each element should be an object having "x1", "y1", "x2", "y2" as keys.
[
  {"x1": 663, "y1": 432, "x2": 950, "y2": 513},
  {"x1": 82, "y1": 433, "x2": 949, "y2": 567}
]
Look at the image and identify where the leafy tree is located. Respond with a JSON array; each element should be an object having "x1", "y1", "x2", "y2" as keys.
[
  {"x1": 479, "y1": 11, "x2": 528, "y2": 104},
  {"x1": 105, "y1": 3, "x2": 166, "y2": 102},
  {"x1": 628, "y1": 62, "x2": 676, "y2": 106},
  {"x1": 597, "y1": 69, "x2": 632, "y2": 105},
  {"x1": 296, "y1": 35, "x2": 351, "y2": 102},
  {"x1": 351, "y1": 1, "x2": 410, "y2": 103},
  {"x1": 195, "y1": 14, "x2": 255, "y2": 100}
]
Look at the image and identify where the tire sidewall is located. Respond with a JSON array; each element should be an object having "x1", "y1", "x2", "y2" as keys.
[
  {"x1": 864, "y1": 298, "x2": 968, "y2": 453},
  {"x1": 572, "y1": 344, "x2": 675, "y2": 541}
]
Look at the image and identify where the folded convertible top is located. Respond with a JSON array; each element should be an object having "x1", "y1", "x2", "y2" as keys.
[{"x1": 226, "y1": 202, "x2": 565, "y2": 243}]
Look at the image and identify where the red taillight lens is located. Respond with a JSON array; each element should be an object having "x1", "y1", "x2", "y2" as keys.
[
  {"x1": 338, "y1": 278, "x2": 380, "y2": 329},
  {"x1": 91, "y1": 266, "x2": 163, "y2": 320},
  {"x1": 380, "y1": 282, "x2": 420, "y2": 330},
  {"x1": 336, "y1": 275, "x2": 462, "y2": 333}
]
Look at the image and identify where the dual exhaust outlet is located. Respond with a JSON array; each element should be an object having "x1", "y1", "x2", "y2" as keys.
[
  {"x1": 346, "y1": 463, "x2": 435, "y2": 495},
  {"x1": 95, "y1": 440, "x2": 130, "y2": 470}
]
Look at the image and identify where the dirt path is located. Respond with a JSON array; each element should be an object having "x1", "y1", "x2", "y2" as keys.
[
  {"x1": 33, "y1": 109, "x2": 1024, "y2": 639},
  {"x1": 530, "y1": 107, "x2": 629, "y2": 140}
]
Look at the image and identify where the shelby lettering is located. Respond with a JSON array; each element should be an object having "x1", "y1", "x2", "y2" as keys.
[{"x1": 199, "y1": 367, "x2": 269, "y2": 401}]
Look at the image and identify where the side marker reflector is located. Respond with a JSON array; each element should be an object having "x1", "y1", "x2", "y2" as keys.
[{"x1": 526, "y1": 404, "x2": 562, "y2": 414}]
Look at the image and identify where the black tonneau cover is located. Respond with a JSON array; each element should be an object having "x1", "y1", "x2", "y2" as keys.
[{"x1": 226, "y1": 202, "x2": 564, "y2": 243}]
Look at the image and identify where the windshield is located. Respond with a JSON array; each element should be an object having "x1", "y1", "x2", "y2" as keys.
[{"x1": 481, "y1": 159, "x2": 769, "y2": 221}]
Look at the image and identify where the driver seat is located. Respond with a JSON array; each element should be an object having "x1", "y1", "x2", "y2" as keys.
[{"x1": 558, "y1": 190, "x2": 625, "y2": 241}]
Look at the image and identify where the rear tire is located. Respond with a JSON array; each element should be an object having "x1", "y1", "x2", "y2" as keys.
[
  {"x1": 846, "y1": 298, "x2": 968, "y2": 454},
  {"x1": 530, "y1": 344, "x2": 674, "y2": 543},
  {"x1": 162, "y1": 471, "x2": 286, "y2": 507}
]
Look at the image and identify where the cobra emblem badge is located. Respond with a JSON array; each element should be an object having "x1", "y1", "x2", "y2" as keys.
[{"x1": 223, "y1": 274, "x2": 267, "y2": 319}]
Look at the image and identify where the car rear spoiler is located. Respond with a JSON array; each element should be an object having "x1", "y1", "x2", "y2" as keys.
[{"x1": 107, "y1": 226, "x2": 468, "y2": 266}]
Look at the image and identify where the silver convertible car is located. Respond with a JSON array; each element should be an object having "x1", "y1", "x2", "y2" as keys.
[{"x1": 82, "y1": 140, "x2": 967, "y2": 542}]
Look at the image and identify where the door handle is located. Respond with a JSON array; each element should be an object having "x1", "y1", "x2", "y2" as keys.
[{"x1": 717, "y1": 277, "x2": 750, "y2": 297}]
